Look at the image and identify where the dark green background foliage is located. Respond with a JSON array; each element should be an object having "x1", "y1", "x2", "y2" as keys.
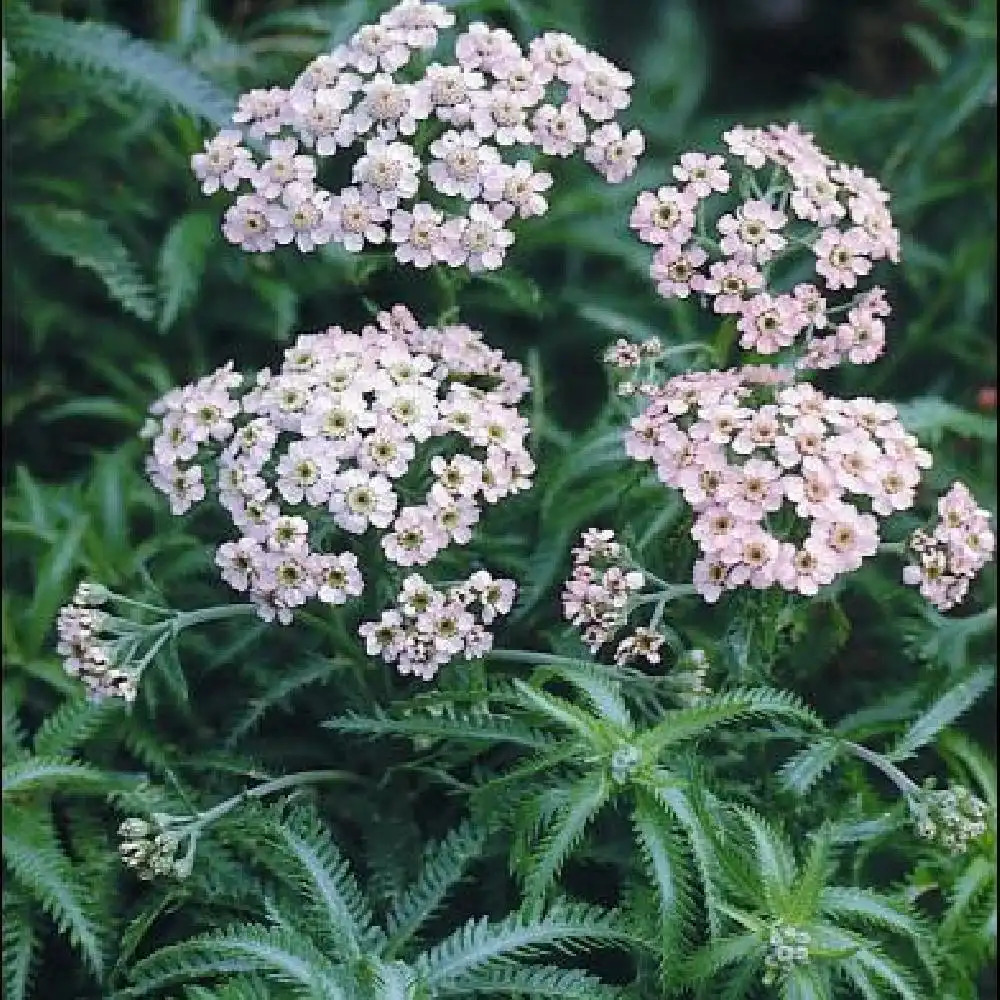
[{"x1": 2, "y1": 0, "x2": 997, "y2": 998}]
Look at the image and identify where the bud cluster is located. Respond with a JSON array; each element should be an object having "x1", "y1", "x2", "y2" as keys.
[
  {"x1": 762, "y1": 921, "x2": 811, "y2": 985},
  {"x1": 910, "y1": 783, "x2": 991, "y2": 855},
  {"x1": 56, "y1": 583, "x2": 140, "y2": 702},
  {"x1": 561, "y1": 529, "x2": 662, "y2": 662},
  {"x1": 117, "y1": 816, "x2": 196, "y2": 881},
  {"x1": 192, "y1": 0, "x2": 642, "y2": 271},
  {"x1": 903, "y1": 481, "x2": 995, "y2": 611}
]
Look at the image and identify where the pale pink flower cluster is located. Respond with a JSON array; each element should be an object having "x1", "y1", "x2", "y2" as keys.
[
  {"x1": 56, "y1": 583, "x2": 138, "y2": 702},
  {"x1": 561, "y1": 529, "x2": 667, "y2": 666},
  {"x1": 359, "y1": 570, "x2": 516, "y2": 679},
  {"x1": 629, "y1": 122, "x2": 900, "y2": 369},
  {"x1": 625, "y1": 371, "x2": 932, "y2": 602},
  {"x1": 143, "y1": 306, "x2": 533, "y2": 624},
  {"x1": 192, "y1": 0, "x2": 642, "y2": 271},
  {"x1": 903, "y1": 482, "x2": 995, "y2": 610}
]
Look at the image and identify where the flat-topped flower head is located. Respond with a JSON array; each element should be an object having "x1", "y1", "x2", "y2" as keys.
[
  {"x1": 191, "y1": 0, "x2": 642, "y2": 272},
  {"x1": 144, "y1": 306, "x2": 533, "y2": 626},
  {"x1": 622, "y1": 368, "x2": 932, "y2": 602},
  {"x1": 630, "y1": 122, "x2": 901, "y2": 371}
]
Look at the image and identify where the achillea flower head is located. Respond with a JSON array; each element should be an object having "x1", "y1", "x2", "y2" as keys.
[
  {"x1": 561, "y1": 528, "x2": 675, "y2": 666},
  {"x1": 144, "y1": 306, "x2": 533, "y2": 626},
  {"x1": 630, "y1": 122, "x2": 900, "y2": 370},
  {"x1": 192, "y1": 0, "x2": 642, "y2": 272},
  {"x1": 624, "y1": 370, "x2": 931, "y2": 602},
  {"x1": 56, "y1": 582, "x2": 138, "y2": 702},
  {"x1": 359, "y1": 570, "x2": 516, "y2": 679},
  {"x1": 903, "y1": 481, "x2": 995, "y2": 611}
]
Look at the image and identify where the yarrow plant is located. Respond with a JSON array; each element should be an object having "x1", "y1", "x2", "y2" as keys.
[
  {"x1": 630, "y1": 122, "x2": 900, "y2": 370},
  {"x1": 192, "y1": 0, "x2": 643, "y2": 271},
  {"x1": 142, "y1": 305, "x2": 533, "y2": 631},
  {"x1": 17, "y1": 2, "x2": 996, "y2": 993}
]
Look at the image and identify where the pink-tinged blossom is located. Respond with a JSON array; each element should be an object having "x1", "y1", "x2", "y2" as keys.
[
  {"x1": 531, "y1": 103, "x2": 587, "y2": 157},
  {"x1": 343, "y1": 23, "x2": 411, "y2": 75},
  {"x1": 455, "y1": 23, "x2": 521, "y2": 73},
  {"x1": 328, "y1": 187, "x2": 389, "y2": 253},
  {"x1": 273, "y1": 182, "x2": 334, "y2": 252},
  {"x1": 352, "y1": 138, "x2": 421, "y2": 209},
  {"x1": 418, "y1": 63, "x2": 486, "y2": 126},
  {"x1": 439, "y1": 203, "x2": 514, "y2": 271},
  {"x1": 528, "y1": 31, "x2": 587, "y2": 84},
  {"x1": 288, "y1": 84, "x2": 356, "y2": 153},
  {"x1": 191, "y1": 131, "x2": 255, "y2": 194},
  {"x1": 813, "y1": 227, "x2": 873, "y2": 290},
  {"x1": 736, "y1": 292, "x2": 807, "y2": 354},
  {"x1": 352, "y1": 75, "x2": 424, "y2": 139},
  {"x1": 314, "y1": 551, "x2": 365, "y2": 605},
  {"x1": 482, "y1": 161, "x2": 552, "y2": 221},
  {"x1": 381, "y1": 0, "x2": 455, "y2": 49},
  {"x1": 717, "y1": 199, "x2": 787, "y2": 264},
  {"x1": 630, "y1": 186, "x2": 698, "y2": 245},
  {"x1": 390, "y1": 202, "x2": 447, "y2": 268},
  {"x1": 650, "y1": 242, "x2": 708, "y2": 299},
  {"x1": 232, "y1": 87, "x2": 289, "y2": 138},
  {"x1": 672, "y1": 151, "x2": 730, "y2": 198},
  {"x1": 564, "y1": 51, "x2": 633, "y2": 121},
  {"x1": 428, "y1": 129, "x2": 500, "y2": 199},
  {"x1": 251, "y1": 138, "x2": 317, "y2": 200},
  {"x1": 584, "y1": 123, "x2": 644, "y2": 183},
  {"x1": 721, "y1": 125, "x2": 770, "y2": 168},
  {"x1": 469, "y1": 88, "x2": 532, "y2": 145},
  {"x1": 691, "y1": 260, "x2": 764, "y2": 313},
  {"x1": 493, "y1": 56, "x2": 549, "y2": 106},
  {"x1": 222, "y1": 194, "x2": 289, "y2": 252},
  {"x1": 788, "y1": 167, "x2": 845, "y2": 225}
]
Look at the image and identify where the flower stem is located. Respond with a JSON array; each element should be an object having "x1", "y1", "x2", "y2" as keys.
[
  {"x1": 843, "y1": 740, "x2": 920, "y2": 796},
  {"x1": 194, "y1": 769, "x2": 348, "y2": 827}
]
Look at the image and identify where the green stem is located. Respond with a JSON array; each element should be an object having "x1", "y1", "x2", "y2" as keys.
[
  {"x1": 194, "y1": 769, "x2": 347, "y2": 828},
  {"x1": 878, "y1": 542, "x2": 907, "y2": 556},
  {"x1": 843, "y1": 740, "x2": 920, "y2": 796},
  {"x1": 173, "y1": 604, "x2": 257, "y2": 630}
]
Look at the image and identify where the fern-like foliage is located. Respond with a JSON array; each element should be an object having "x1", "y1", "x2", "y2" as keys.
[
  {"x1": 6, "y1": 9, "x2": 233, "y2": 126},
  {"x1": 684, "y1": 809, "x2": 938, "y2": 999},
  {"x1": 16, "y1": 206, "x2": 157, "y2": 322},
  {"x1": 2, "y1": 806, "x2": 106, "y2": 978},
  {"x1": 1, "y1": 695, "x2": 139, "y2": 992},
  {"x1": 121, "y1": 804, "x2": 635, "y2": 998},
  {"x1": 328, "y1": 668, "x2": 824, "y2": 986}
]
